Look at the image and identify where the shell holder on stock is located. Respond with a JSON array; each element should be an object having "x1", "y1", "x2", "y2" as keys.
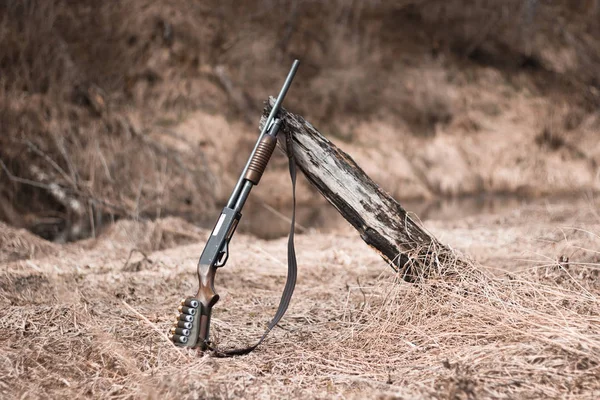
[{"x1": 169, "y1": 297, "x2": 200, "y2": 346}]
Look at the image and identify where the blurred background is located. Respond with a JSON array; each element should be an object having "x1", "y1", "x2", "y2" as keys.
[{"x1": 1, "y1": 0, "x2": 599, "y2": 243}]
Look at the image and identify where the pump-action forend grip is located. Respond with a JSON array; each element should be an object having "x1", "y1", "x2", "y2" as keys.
[{"x1": 170, "y1": 60, "x2": 299, "y2": 350}]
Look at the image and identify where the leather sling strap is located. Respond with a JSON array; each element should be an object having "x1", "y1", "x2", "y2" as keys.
[{"x1": 211, "y1": 131, "x2": 298, "y2": 357}]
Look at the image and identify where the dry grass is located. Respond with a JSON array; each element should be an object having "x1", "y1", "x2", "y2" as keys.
[
  {"x1": 2, "y1": 0, "x2": 600, "y2": 241},
  {"x1": 0, "y1": 0, "x2": 225, "y2": 240},
  {"x1": 1, "y1": 201, "x2": 599, "y2": 399},
  {"x1": 1, "y1": 3, "x2": 600, "y2": 395}
]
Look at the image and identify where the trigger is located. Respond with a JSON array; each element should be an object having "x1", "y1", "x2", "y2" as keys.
[{"x1": 215, "y1": 242, "x2": 229, "y2": 267}]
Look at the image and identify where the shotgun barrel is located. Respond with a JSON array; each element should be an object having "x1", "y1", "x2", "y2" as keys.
[{"x1": 226, "y1": 60, "x2": 300, "y2": 209}]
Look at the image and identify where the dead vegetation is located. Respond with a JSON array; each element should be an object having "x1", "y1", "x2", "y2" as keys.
[
  {"x1": 0, "y1": 1, "x2": 220, "y2": 241},
  {"x1": 0, "y1": 221, "x2": 57, "y2": 263},
  {"x1": 0, "y1": 200, "x2": 599, "y2": 399},
  {"x1": 1, "y1": 0, "x2": 600, "y2": 241},
  {"x1": 1, "y1": 3, "x2": 600, "y2": 394}
]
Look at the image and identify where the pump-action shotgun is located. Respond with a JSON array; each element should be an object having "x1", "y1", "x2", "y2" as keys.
[{"x1": 169, "y1": 60, "x2": 300, "y2": 356}]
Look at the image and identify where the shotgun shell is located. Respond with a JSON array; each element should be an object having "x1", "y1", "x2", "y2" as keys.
[
  {"x1": 171, "y1": 334, "x2": 188, "y2": 344},
  {"x1": 179, "y1": 314, "x2": 194, "y2": 322},
  {"x1": 177, "y1": 321, "x2": 193, "y2": 329},
  {"x1": 178, "y1": 306, "x2": 197, "y2": 315},
  {"x1": 170, "y1": 327, "x2": 190, "y2": 336},
  {"x1": 184, "y1": 299, "x2": 199, "y2": 308}
]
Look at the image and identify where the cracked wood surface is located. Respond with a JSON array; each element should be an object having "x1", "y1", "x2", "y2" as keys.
[{"x1": 261, "y1": 97, "x2": 466, "y2": 280}]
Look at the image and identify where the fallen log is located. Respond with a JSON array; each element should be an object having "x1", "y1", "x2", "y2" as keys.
[{"x1": 261, "y1": 97, "x2": 468, "y2": 281}]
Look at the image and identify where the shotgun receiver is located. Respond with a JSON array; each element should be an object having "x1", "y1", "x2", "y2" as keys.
[{"x1": 169, "y1": 60, "x2": 300, "y2": 354}]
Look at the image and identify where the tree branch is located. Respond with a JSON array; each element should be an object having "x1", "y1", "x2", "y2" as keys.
[{"x1": 261, "y1": 97, "x2": 468, "y2": 281}]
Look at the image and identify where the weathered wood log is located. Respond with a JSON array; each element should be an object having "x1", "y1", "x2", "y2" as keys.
[{"x1": 261, "y1": 97, "x2": 467, "y2": 281}]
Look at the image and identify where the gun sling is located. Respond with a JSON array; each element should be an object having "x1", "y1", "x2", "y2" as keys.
[{"x1": 209, "y1": 132, "x2": 298, "y2": 357}]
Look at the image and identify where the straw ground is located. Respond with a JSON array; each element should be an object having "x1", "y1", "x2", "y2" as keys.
[{"x1": 0, "y1": 199, "x2": 599, "y2": 399}]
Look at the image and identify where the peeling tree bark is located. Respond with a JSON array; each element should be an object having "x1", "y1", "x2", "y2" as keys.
[{"x1": 261, "y1": 97, "x2": 467, "y2": 281}]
